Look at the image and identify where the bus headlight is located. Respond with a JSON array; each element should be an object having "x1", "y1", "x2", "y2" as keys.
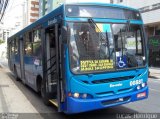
[
  {"x1": 82, "y1": 93, "x2": 87, "y2": 98},
  {"x1": 137, "y1": 85, "x2": 141, "y2": 90},
  {"x1": 70, "y1": 92, "x2": 93, "y2": 99},
  {"x1": 73, "y1": 93, "x2": 80, "y2": 98},
  {"x1": 141, "y1": 83, "x2": 146, "y2": 88}
]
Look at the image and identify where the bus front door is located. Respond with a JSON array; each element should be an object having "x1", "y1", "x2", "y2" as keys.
[
  {"x1": 19, "y1": 38, "x2": 25, "y2": 84},
  {"x1": 44, "y1": 24, "x2": 63, "y2": 112}
]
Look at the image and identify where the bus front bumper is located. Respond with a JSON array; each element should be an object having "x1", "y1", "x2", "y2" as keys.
[{"x1": 65, "y1": 86, "x2": 148, "y2": 114}]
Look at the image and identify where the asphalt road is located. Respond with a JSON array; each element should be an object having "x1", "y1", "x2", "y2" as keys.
[{"x1": 0, "y1": 59, "x2": 160, "y2": 119}]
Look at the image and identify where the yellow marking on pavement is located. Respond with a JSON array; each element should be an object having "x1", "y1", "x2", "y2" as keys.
[{"x1": 49, "y1": 99, "x2": 58, "y2": 107}]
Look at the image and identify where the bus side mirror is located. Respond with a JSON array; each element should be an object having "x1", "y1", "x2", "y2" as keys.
[{"x1": 61, "y1": 26, "x2": 68, "y2": 44}]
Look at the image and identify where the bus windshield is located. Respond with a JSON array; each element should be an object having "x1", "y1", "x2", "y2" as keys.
[{"x1": 68, "y1": 22, "x2": 146, "y2": 74}]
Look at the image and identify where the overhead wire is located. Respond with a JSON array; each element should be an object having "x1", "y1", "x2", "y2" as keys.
[
  {"x1": 0, "y1": 0, "x2": 9, "y2": 22},
  {"x1": 0, "y1": 0, "x2": 4, "y2": 13}
]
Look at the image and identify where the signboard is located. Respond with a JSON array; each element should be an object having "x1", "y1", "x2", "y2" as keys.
[
  {"x1": 80, "y1": 59, "x2": 113, "y2": 71},
  {"x1": 148, "y1": 36, "x2": 160, "y2": 51}
]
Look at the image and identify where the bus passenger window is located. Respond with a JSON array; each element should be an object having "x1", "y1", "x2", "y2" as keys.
[
  {"x1": 25, "y1": 43, "x2": 32, "y2": 56},
  {"x1": 24, "y1": 32, "x2": 33, "y2": 56},
  {"x1": 33, "y1": 42, "x2": 41, "y2": 58},
  {"x1": 33, "y1": 30, "x2": 41, "y2": 42},
  {"x1": 15, "y1": 39, "x2": 18, "y2": 55},
  {"x1": 33, "y1": 29, "x2": 42, "y2": 58},
  {"x1": 11, "y1": 40, "x2": 15, "y2": 55}
]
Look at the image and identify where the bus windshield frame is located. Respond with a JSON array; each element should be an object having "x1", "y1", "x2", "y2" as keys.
[
  {"x1": 68, "y1": 21, "x2": 147, "y2": 74},
  {"x1": 65, "y1": 5, "x2": 141, "y2": 20}
]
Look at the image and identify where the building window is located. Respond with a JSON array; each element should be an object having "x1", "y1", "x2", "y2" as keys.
[
  {"x1": 117, "y1": 0, "x2": 123, "y2": 3},
  {"x1": 152, "y1": 3, "x2": 160, "y2": 10},
  {"x1": 139, "y1": 6, "x2": 150, "y2": 13}
]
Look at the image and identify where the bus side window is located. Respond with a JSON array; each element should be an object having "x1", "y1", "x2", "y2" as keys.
[
  {"x1": 11, "y1": 40, "x2": 15, "y2": 55},
  {"x1": 136, "y1": 29, "x2": 143, "y2": 55},
  {"x1": 24, "y1": 32, "x2": 33, "y2": 56},
  {"x1": 33, "y1": 29, "x2": 42, "y2": 58},
  {"x1": 15, "y1": 38, "x2": 18, "y2": 55}
]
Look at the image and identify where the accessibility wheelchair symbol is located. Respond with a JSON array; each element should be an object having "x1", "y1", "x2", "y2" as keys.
[{"x1": 117, "y1": 56, "x2": 127, "y2": 68}]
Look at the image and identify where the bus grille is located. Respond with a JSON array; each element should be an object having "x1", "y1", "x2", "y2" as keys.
[
  {"x1": 92, "y1": 76, "x2": 135, "y2": 84},
  {"x1": 101, "y1": 96, "x2": 131, "y2": 105}
]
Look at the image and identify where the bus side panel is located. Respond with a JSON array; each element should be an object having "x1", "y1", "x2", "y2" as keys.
[
  {"x1": 15, "y1": 54, "x2": 21, "y2": 79},
  {"x1": 24, "y1": 55, "x2": 35, "y2": 88}
]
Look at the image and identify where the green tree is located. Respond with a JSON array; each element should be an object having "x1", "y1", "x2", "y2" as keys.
[{"x1": 0, "y1": 39, "x2": 5, "y2": 45}]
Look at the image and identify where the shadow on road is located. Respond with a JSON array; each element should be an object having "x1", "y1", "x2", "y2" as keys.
[
  {"x1": 6, "y1": 71, "x2": 138, "y2": 119},
  {"x1": 149, "y1": 75, "x2": 159, "y2": 79}
]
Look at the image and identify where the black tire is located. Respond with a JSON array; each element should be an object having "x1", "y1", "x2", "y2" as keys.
[
  {"x1": 41, "y1": 80, "x2": 51, "y2": 106},
  {"x1": 14, "y1": 66, "x2": 19, "y2": 81}
]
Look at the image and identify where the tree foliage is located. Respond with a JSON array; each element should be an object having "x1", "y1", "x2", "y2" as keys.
[{"x1": 0, "y1": 39, "x2": 5, "y2": 45}]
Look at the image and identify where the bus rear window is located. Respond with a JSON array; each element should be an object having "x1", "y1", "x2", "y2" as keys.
[{"x1": 65, "y1": 5, "x2": 141, "y2": 20}]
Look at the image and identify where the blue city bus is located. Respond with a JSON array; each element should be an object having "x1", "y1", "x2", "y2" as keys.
[{"x1": 8, "y1": 3, "x2": 148, "y2": 114}]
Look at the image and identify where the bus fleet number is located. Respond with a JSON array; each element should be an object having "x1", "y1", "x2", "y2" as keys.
[{"x1": 130, "y1": 79, "x2": 143, "y2": 86}]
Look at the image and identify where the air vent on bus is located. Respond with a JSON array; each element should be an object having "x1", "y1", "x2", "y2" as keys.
[
  {"x1": 101, "y1": 96, "x2": 131, "y2": 106},
  {"x1": 96, "y1": 91, "x2": 114, "y2": 96},
  {"x1": 92, "y1": 76, "x2": 135, "y2": 84}
]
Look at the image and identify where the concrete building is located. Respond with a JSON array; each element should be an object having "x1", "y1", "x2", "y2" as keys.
[
  {"x1": 39, "y1": 0, "x2": 110, "y2": 17},
  {"x1": 0, "y1": 0, "x2": 40, "y2": 58},
  {"x1": 26, "y1": 0, "x2": 39, "y2": 26},
  {"x1": 3, "y1": 0, "x2": 40, "y2": 36},
  {"x1": 0, "y1": 26, "x2": 9, "y2": 58},
  {"x1": 1, "y1": 0, "x2": 40, "y2": 36},
  {"x1": 111, "y1": 0, "x2": 160, "y2": 36},
  {"x1": 0, "y1": 29, "x2": 9, "y2": 42}
]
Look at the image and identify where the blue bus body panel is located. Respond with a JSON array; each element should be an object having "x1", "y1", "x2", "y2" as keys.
[
  {"x1": 65, "y1": 17, "x2": 143, "y2": 24},
  {"x1": 70, "y1": 69, "x2": 148, "y2": 97},
  {"x1": 63, "y1": 48, "x2": 148, "y2": 113},
  {"x1": 66, "y1": 86, "x2": 148, "y2": 113}
]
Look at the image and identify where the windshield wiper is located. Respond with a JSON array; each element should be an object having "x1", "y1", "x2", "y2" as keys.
[
  {"x1": 88, "y1": 18, "x2": 111, "y2": 60},
  {"x1": 88, "y1": 19, "x2": 106, "y2": 40}
]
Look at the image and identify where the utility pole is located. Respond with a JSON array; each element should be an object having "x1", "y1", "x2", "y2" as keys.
[{"x1": 42, "y1": 0, "x2": 46, "y2": 16}]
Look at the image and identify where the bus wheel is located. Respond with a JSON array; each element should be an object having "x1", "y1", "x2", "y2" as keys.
[
  {"x1": 14, "y1": 66, "x2": 19, "y2": 81},
  {"x1": 41, "y1": 80, "x2": 51, "y2": 106}
]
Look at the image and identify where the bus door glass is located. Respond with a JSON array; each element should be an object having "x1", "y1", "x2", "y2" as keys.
[
  {"x1": 45, "y1": 25, "x2": 57, "y2": 96},
  {"x1": 19, "y1": 38, "x2": 25, "y2": 83},
  {"x1": 45, "y1": 23, "x2": 64, "y2": 111},
  {"x1": 24, "y1": 32, "x2": 34, "y2": 85}
]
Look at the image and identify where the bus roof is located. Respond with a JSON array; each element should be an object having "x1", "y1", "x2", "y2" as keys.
[
  {"x1": 8, "y1": 3, "x2": 139, "y2": 40},
  {"x1": 65, "y1": 2, "x2": 139, "y2": 12}
]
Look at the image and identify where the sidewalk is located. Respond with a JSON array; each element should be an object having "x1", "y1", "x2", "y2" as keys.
[
  {"x1": 0, "y1": 58, "x2": 8, "y2": 68},
  {"x1": 0, "y1": 64, "x2": 40, "y2": 113},
  {"x1": 149, "y1": 67, "x2": 160, "y2": 79}
]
